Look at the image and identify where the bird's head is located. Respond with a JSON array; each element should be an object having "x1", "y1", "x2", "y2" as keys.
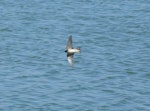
[{"x1": 65, "y1": 50, "x2": 67, "y2": 53}]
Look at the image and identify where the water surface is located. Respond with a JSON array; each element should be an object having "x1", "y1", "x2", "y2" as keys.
[{"x1": 0, "y1": 0, "x2": 150, "y2": 111}]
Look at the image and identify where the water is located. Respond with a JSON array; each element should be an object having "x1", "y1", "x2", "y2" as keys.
[{"x1": 0, "y1": 0, "x2": 150, "y2": 111}]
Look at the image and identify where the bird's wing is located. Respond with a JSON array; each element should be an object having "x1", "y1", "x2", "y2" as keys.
[
  {"x1": 67, "y1": 53, "x2": 74, "y2": 67},
  {"x1": 66, "y1": 35, "x2": 73, "y2": 50}
]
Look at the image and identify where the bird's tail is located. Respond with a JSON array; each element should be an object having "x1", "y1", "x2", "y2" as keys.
[{"x1": 77, "y1": 47, "x2": 81, "y2": 53}]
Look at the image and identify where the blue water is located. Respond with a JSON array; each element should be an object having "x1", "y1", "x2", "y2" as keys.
[{"x1": 0, "y1": 0, "x2": 150, "y2": 111}]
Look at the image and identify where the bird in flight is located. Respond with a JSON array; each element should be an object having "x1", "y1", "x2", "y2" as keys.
[{"x1": 65, "y1": 35, "x2": 80, "y2": 67}]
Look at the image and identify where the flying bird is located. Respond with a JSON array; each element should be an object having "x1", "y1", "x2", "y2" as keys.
[{"x1": 65, "y1": 36, "x2": 80, "y2": 67}]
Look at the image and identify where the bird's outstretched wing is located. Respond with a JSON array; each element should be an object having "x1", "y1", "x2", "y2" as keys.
[
  {"x1": 67, "y1": 53, "x2": 74, "y2": 67},
  {"x1": 66, "y1": 35, "x2": 73, "y2": 50}
]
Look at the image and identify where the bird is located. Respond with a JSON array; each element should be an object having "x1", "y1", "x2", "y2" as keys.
[{"x1": 65, "y1": 35, "x2": 80, "y2": 67}]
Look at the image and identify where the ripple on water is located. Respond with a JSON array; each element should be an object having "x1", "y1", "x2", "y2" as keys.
[{"x1": 0, "y1": 0, "x2": 150, "y2": 111}]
